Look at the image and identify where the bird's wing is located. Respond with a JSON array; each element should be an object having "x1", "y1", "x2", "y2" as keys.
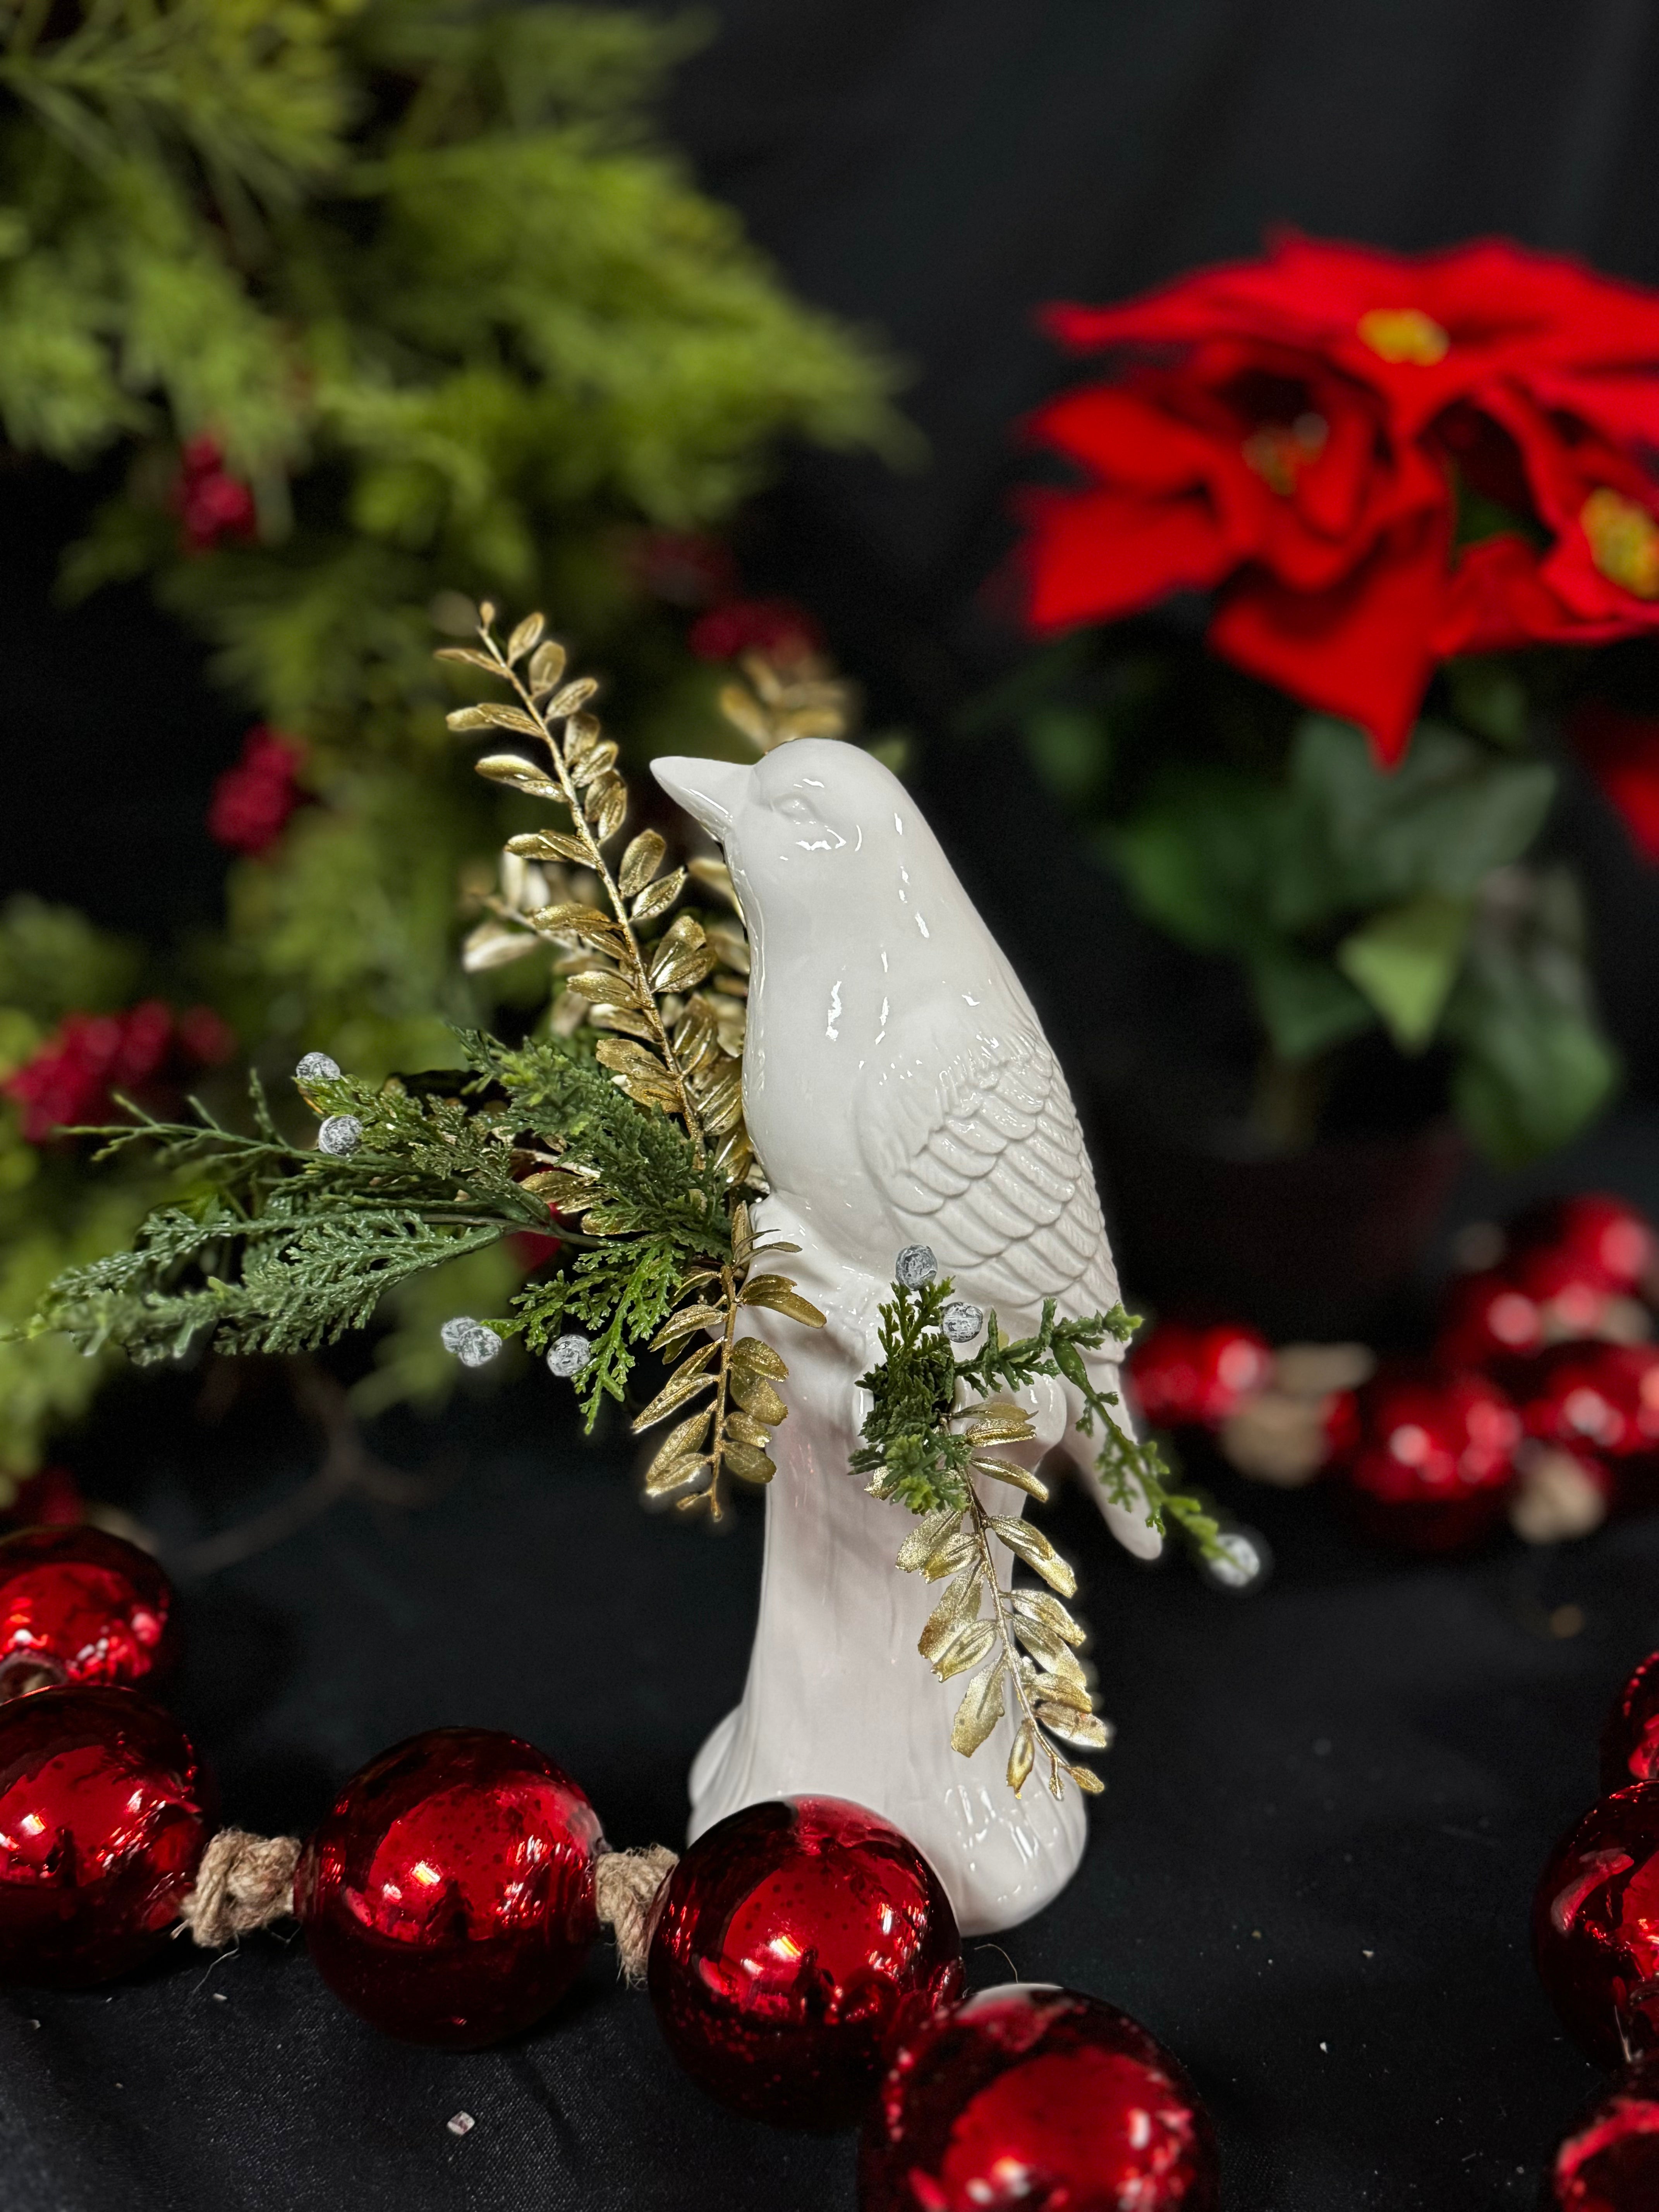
[{"x1": 859, "y1": 1018, "x2": 1120, "y2": 1323}]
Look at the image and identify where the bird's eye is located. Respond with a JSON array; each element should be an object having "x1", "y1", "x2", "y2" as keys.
[{"x1": 777, "y1": 794, "x2": 816, "y2": 823}]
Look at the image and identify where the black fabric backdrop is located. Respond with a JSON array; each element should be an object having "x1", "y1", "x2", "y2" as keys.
[{"x1": 10, "y1": 4, "x2": 1659, "y2": 2207}]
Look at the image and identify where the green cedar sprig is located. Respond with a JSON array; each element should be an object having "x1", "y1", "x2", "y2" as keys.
[{"x1": 853, "y1": 1267, "x2": 1222, "y2": 1803}]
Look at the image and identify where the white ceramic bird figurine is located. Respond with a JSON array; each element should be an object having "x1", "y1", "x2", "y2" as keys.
[{"x1": 652, "y1": 739, "x2": 1158, "y2": 1931}]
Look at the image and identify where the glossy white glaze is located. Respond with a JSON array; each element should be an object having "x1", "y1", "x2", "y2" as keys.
[{"x1": 651, "y1": 741, "x2": 1158, "y2": 1933}]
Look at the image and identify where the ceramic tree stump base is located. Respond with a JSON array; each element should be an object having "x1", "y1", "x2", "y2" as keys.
[{"x1": 682, "y1": 1221, "x2": 1087, "y2": 1935}]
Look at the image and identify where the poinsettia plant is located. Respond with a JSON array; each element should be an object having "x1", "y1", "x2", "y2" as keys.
[{"x1": 997, "y1": 233, "x2": 1659, "y2": 1162}]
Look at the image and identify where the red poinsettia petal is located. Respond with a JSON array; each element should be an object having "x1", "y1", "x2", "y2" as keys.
[
  {"x1": 1208, "y1": 507, "x2": 1451, "y2": 764},
  {"x1": 1573, "y1": 701, "x2": 1659, "y2": 860},
  {"x1": 1022, "y1": 485, "x2": 1236, "y2": 633},
  {"x1": 1053, "y1": 235, "x2": 1659, "y2": 441},
  {"x1": 1432, "y1": 534, "x2": 1578, "y2": 656},
  {"x1": 1029, "y1": 383, "x2": 1238, "y2": 493}
]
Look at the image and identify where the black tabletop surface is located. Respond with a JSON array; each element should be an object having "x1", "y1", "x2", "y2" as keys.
[{"x1": 2, "y1": 1251, "x2": 1653, "y2": 2212}]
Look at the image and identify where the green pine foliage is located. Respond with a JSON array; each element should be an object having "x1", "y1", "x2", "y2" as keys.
[{"x1": 0, "y1": 4, "x2": 900, "y2": 1482}]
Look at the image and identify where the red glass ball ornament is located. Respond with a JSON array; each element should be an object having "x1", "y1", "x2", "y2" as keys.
[
  {"x1": 859, "y1": 1982, "x2": 1219, "y2": 2212},
  {"x1": 1342, "y1": 1364, "x2": 1520, "y2": 1551},
  {"x1": 293, "y1": 1726, "x2": 601, "y2": 2048},
  {"x1": 1602, "y1": 1653, "x2": 1659, "y2": 1796},
  {"x1": 1550, "y1": 2054, "x2": 1659, "y2": 2210},
  {"x1": 1533, "y1": 1784, "x2": 1659, "y2": 2066},
  {"x1": 0, "y1": 1525, "x2": 178, "y2": 1697},
  {"x1": 1516, "y1": 1195, "x2": 1656, "y2": 1295},
  {"x1": 646, "y1": 1796, "x2": 965, "y2": 2128},
  {"x1": 0, "y1": 1685, "x2": 213, "y2": 1987},
  {"x1": 1520, "y1": 1343, "x2": 1659, "y2": 1460},
  {"x1": 1130, "y1": 1321, "x2": 1272, "y2": 1430},
  {"x1": 1434, "y1": 1266, "x2": 1543, "y2": 1369}
]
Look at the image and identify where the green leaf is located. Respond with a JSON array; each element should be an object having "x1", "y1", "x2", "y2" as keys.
[
  {"x1": 1442, "y1": 867, "x2": 1621, "y2": 1165},
  {"x1": 1287, "y1": 718, "x2": 1555, "y2": 910},
  {"x1": 1248, "y1": 945, "x2": 1375, "y2": 1064},
  {"x1": 1335, "y1": 893, "x2": 1472, "y2": 1053},
  {"x1": 1445, "y1": 658, "x2": 1530, "y2": 749},
  {"x1": 1104, "y1": 770, "x2": 1279, "y2": 953},
  {"x1": 1023, "y1": 706, "x2": 1108, "y2": 810}
]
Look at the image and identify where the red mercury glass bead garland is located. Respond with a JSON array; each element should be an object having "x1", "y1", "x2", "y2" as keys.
[
  {"x1": 1532, "y1": 1783, "x2": 1659, "y2": 2067},
  {"x1": 1340, "y1": 1363, "x2": 1520, "y2": 1551},
  {"x1": 1516, "y1": 1195, "x2": 1656, "y2": 1296},
  {"x1": 1549, "y1": 2054, "x2": 1659, "y2": 2211},
  {"x1": 0, "y1": 1525, "x2": 178, "y2": 1697},
  {"x1": 292, "y1": 1725, "x2": 603, "y2": 2048},
  {"x1": 1602, "y1": 1652, "x2": 1659, "y2": 1795},
  {"x1": 1128, "y1": 1319, "x2": 1273, "y2": 1429},
  {"x1": 858, "y1": 1982, "x2": 1219, "y2": 2212},
  {"x1": 646, "y1": 1795, "x2": 965, "y2": 2128},
  {"x1": 0, "y1": 1685, "x2": 214, "y2": 1987}
]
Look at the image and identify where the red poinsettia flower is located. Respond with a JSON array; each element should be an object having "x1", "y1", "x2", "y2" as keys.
[
  {"x1": 208, "y1": 725, "x2": 307, "y2": 855},
  {"x1": 1025, "y1": 234, "x2": 1659, "y2": 764}
]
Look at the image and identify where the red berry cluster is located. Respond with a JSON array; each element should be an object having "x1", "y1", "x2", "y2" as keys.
[
  {"x1": 3, "y1": 1000, "x2": 235, "y2": 1144},
  {"x1": 1533, "y1": 1652, "x2": 1659, "y2": 2209},
  {"x1": 687, "y1": 595, "x2": 824, "y2": 665},
  {"x1": 171, "y1": 435, "x2": 257, "y2": 553},
  {"x1": 206, "y1": 724, "x2": 307, "y2": 855}
]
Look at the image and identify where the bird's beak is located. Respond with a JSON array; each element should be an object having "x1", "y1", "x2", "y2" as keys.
[{"x1": 651, "y1": 755, "x2": 752, "y2": 838}]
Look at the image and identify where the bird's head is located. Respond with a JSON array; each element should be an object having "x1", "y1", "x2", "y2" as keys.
[{"x1": 651, "y1": 740, "x2": 958, "y2": 960}]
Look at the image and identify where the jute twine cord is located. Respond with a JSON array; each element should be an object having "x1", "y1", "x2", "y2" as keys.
[
  {"x1": 179, "y1": 1829, "x2": 302, "y2": 1948},
  {"x1": 176, "y1": 1827, "x2": 677, "y2": 1974},
  {"x1": 594, "y1": 1844, "x2": 678, "y2": 1986}
]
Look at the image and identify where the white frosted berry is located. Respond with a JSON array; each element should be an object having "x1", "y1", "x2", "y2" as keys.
[
  {"x1": 440, "y1": 1317, "x2": 484, "y2": 1356},
  {"x1": 941, "y1": 1300, "x2": 984, "y2": 1344},
  {"x1": 546, "y1": 1333, "x2": 593, "y2": 1379},
  {"x1": 1198, "y1": 1528, "x2": 1271, "y2": 1594},
  {"x1": 295, "y1": 1052, "x2": 341, "y2": 1085},
  {"x1": 317, "y1": 1114, "x2": 362, "y2": 1157},
  {"x1": 456, "y1": 1325, "x2": 504, "y2": 1369},
  {"x1": 894, "y1": 1244, "x2": 938, "y2": 1289}
]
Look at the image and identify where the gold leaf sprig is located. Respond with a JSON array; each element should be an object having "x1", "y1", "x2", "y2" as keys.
[
  {"x1": 443, "y1": 604, "x2": 706, "y2": 1151},
  {"x1": 633, "y1": 1199, "x2": 824, "y2": 1520},
  {"x1": 717, "y1": 646, "x2": 857, "y2": 754},
  {"x1": 854, "y1": 1262, "x2": 1211, "y2": 1800},
  {"x1": 443, "y1": 606, "x2": 823, "y2": 1520}
]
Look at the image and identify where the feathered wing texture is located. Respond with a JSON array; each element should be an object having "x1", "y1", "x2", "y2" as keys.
[
  {"x1": 859, "y1": 1018, "x2": 1119, "y2": 1326},
  {"x1": 859, "y1": 1007, "x2": 1162, "y2": 1561}
]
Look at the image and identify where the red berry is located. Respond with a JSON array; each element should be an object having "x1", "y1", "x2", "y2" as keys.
[
  {"x1": 208, "y1": 724, "x2": 306, "y2": 855},
  {"x1": 0, "y1": 1686, "x2": 214, "y2": 1987},
  {"x1": 1434, "y1": 1267, "x2": 1543, "y2": 1368},
  {"x1": 1130, "y1": 1320, "x2": 1272, "y2": 1429},
  {"x1": 1534, "y1": 1785, "x2": 1659, "y2": 2066},
  {"x1": 1549, "y1": 2052, "x2": 1659, "y2": 2210},
  {"x1": 1516, "y1": 1195, "x2": 1656, "y2": 1295},
  {"x1": 1518, "y1": 1343, "x2": 1659, "y2": 1460},
  {"x1": 1511, "y1": 1243, "x2": 1615, "y2": 1340},
  {"x1": 647, "y1": 1796, "x2": 963, "y2": 2128},
  {"x1": 294, "y1": 1726, "x2": 601, "y2": 2048},
  {"x1": 1342, "y1": 1364, "x2": 1520, "y2": 1551},
  {"x1": 859, "y1": 1982, "x2": 1219, "y2": 2211},
  {"x1": 687, "y1": 596, "x2": 823, "y2": 664},
  {"x1": 0, "y1": 1526, "x2": 177, "y2": 1697}
]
